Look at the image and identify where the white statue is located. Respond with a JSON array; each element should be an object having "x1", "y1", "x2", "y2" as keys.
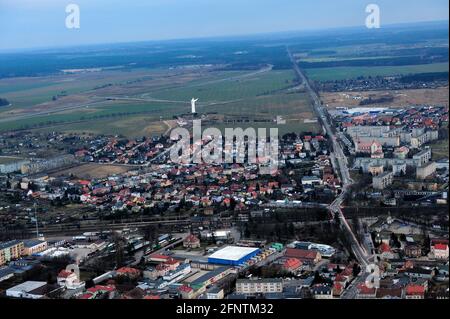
[{"x1": 191, "y1": 98, "x2": 198, "y2": 113}]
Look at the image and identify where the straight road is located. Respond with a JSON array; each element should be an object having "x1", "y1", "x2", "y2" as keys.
[{"x1": 287, "y1": 47, "x2": 370, "y2": 271}]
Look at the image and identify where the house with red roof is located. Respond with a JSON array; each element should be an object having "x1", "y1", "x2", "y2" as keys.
[
  {"x1": 183, "y1": 234, "x2": 201, "y2": 249},
  {"x1": 356, "y1": 283, "x2": 377, "y2": 299},
  {"x1": 179, "y1": 285, "x2": 194, "y2": 299},
  {"x1": 282, "y1": 258, "x2": 302, "y2": 272},
  {"x1": 285, "y1": 248, "x2": 321, "y2": 264},
  {"x1": 405, "y1": 284, "x2": 425, "y2": 299},
  {"x1": 116, "y1": 267, "x2": 141, "y2": 279},
  {"x1": 332, "y1": 281, "x2": 344, "y2": 297},
  {"x1": 356, "y1": 140, "x2": 383, "y2": 155},
  {"x1": 379, "y1": 243, "x2": 395, "y2": 260},
  {"x1": 57, "y1": 269, "x2": 85, "y2": 290},
  {"x1": 145, "y1": 253, "x2": 170, "y2": 263},
  {"x1": 431, "y1": 242, "x2": 449, "y2": 260}
]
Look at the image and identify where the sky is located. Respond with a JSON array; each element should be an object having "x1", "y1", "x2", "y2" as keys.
[{"x1": 0, "y1": 0, "x2": 448, "y2": 50}]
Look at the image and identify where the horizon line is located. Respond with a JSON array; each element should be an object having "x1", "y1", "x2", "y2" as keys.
[{"x1": 1, "y1": 19, "x2": 448, "y2": 54}]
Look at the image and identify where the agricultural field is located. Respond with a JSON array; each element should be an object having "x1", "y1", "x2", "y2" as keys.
[
  {"x1": 1, "y1": 22, "x2": 447, "y2": 138},
  {"x1": 322, "y1": 87, "x2": 450, "y2": 109},
  {"x1": 49, "y1": 163, "x2": 135, "y2": 179},
  {"x1": 429, "y1": 136, "x2": 449, "y2": 162},
  {"x1": 147, "y1": 69, "x2": 296, "y2": 102},
  {"x1": 0, "y1": 66, "x2": 318, "y2": 137},
  {"x1": 304, "y1": 63, "x2": 449, "y2": 81}
]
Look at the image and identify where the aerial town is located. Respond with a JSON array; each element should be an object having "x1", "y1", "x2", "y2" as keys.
[
  {"x1": 0, "y1": 102, "x2": 448, "y2": 300},
  {"x1": 0, "y1": 1, "x2": 449, "y2": 307}
]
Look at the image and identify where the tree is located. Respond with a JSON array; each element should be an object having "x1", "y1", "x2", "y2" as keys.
[
  {"x1": 143, "y1": 225, "x2": 158, "y2": 243},
  {"x1": 112, "y1": 233, "x2": 126, "y2": 268},
  {"x1": 352, "y1": 263, "x2": 361, "y2": 277}
]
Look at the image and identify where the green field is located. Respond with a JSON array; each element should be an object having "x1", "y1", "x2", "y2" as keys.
[
  {"x1": 305, "y1": 62, "x2": 449, "y2": 81},
  {"x1": 148, "y1": 70, "x2": 297, "y2": 102},
  {"x1": 0, "y1": 67, "x2": 320, "y2": 137},
  {"x1": 0, "y1": 100, "x2": 177, "y2": 131},
  {"x1": 430, "y1": 138, "x2": 449, "y2": 161}
]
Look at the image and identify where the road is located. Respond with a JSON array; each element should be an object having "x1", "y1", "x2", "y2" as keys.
[{"x1": 287, "y1": 47, "x2": 370, "y2": 272}]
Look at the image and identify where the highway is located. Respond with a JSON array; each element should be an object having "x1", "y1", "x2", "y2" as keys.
[{"x1": 287, "y1": 47, "x2": 370, "y2": 271}]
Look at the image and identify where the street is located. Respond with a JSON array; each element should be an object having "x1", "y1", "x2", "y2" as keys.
[{"x1": 287, "y1": 47, "x2": 371, "y2": 291}]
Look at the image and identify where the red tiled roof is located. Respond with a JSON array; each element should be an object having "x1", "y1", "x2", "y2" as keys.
[
  {"x1": 285, "y1": 248, "x2": 319, "y2": 260},
  {"x1": 85, "y1": 285, "x2": 116, "y2": 295},
  {"x1": 431, "y1": 239, "x2": 449, "y2": 246},
  {"x1": 333, "y1": 282, "x2": 343, "y2": 292},
  {"x1": 406, "y1": 284, "x2": 425, "y2": 295},
  {"x1": 179, "y1": 285, "x2": 193, "y2": 293},
  {"x1": 379, "y1": 243, "x2": 391, "y2": 253},
  {"x1": 184, "y1": 234, "x2": 200, "y2": 243},
  {"x1": 58, "y1": 270, "x2": 73, "y2": 278},
  {"x1": 164, "y1": 258, "x2": 180, "y2": 265},
  {"x1": 144, "y1": 295, "x2": 161, "y2": 299},
  {"x1": 283, "y1": 258, "x2": 302, "y2": 269},
  {"x1": 148, "y1": 253, "x2": 170, "y2": 260},
  {"x1": 116, "y1": 267, "x2": 140, "y2": 276},
  {"x1": 357, "y1": 283, "x2": 376, "y2": 295},
  {"x1": 434, "y1": 243, "x2": 448, "y2": 251}
]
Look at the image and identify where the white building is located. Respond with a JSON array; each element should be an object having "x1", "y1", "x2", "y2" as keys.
[
  {"x1": 6, "y1": 281, "x2": 49, "y2": 299},
  {"x1": 57, "y1": 270, "x2": 85, "y2": 290}
]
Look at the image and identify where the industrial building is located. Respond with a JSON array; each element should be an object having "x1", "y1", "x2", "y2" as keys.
[
  {"x1": 0, "y1": 157, "x2": 30, "y2": 174},
  {"x1": 208, "y1": 246, "x2": 260, "y2": 266}
]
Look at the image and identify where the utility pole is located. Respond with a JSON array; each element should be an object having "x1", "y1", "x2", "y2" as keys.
[{"x1": 34, "y1": 202, "x2": 39, "y2": 238}]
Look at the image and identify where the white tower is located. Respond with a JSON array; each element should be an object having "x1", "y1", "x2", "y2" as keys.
[{"x1": 191, "y1": 98, "x2": 198, "y2": 114}]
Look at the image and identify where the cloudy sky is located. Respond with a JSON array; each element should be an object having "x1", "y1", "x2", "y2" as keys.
[{"x1": 0, "y1": 0, "x2": 448, "y2": 50}]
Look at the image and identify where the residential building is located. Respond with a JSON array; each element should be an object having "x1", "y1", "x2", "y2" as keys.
[
  {"x1": 356, "y1": 140, "x2": 383, "y2": 155},
  {"x1": 236, "y1": 278, "x2": 283, "y2": 295},
  {"x1": 404, "y1": 244, "x2": 422, "y2": 258},
  {"x1": 431, "y1": 243, "x2": 449, "y2": 260},
  {"x1": 22, "y1": 240, "x2": 48, "y2": 256},
  {"x1": 356, "y1": 283, "x2": 377, "y2": 299},
  {"x1": 285, "y1": 248, "x2": 321, "y2": 264},
  {"x1": 183, "y1": 234, "x2": 201, "y2": 249},
  {"x1": 416, "y1": 161, "x2": 437, "y2": 180},
  {"x1": 282, "y1": 258, "x2": 302, "y2": 272},
  {"x1": 311, "y1": 284, "x2": 333, "y2": 299},
  {"x1": 373, "y1": 172, "x2": 394, "y2": 190},
  {"x1": 206, "y1": 287, "x2": 225, "y2": 299},
  {"x1": 57, "y1": 269, "x2": 85, "y2": 290},
  {"x1": 0, "y1": 240, "x2": 24, "y2": 266},
  {"x1": 369, "y1": 165, "x2": 384, "y2": 176},
  {"x1": 405, "y1": 284, "x2": 425, "y2": 299}
]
